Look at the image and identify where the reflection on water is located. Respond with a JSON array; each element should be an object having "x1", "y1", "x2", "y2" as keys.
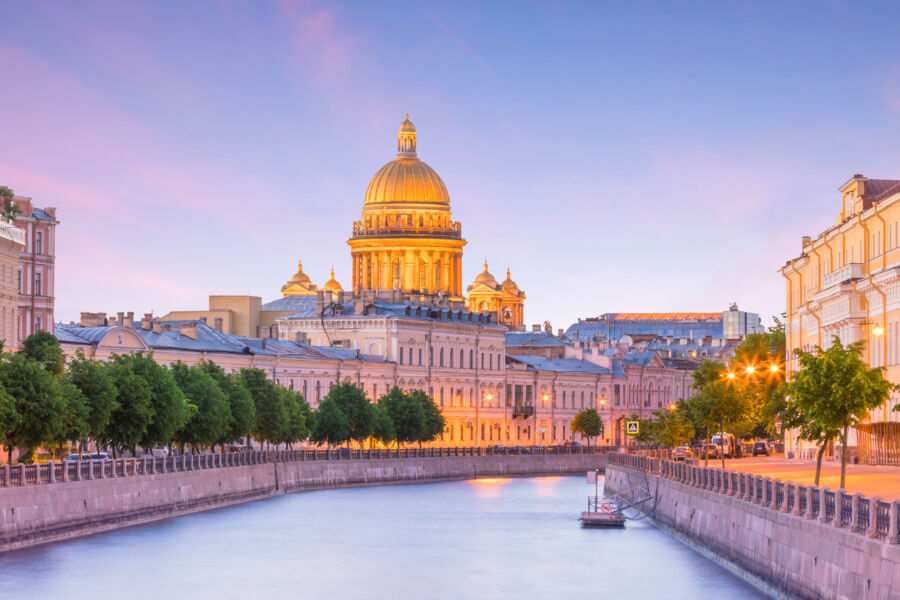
[{"x1": 0, "y1": 476, "x2": 765, "y2": 599}]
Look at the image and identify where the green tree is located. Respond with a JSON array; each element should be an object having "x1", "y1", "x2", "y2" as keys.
[
  {"x1": 785, "y1": 338, "x2": 895, "y2": 488},
  {"x1": 0, "y1": 385, "x2": 19, "y2": 459},
  {"x1": 371, "y1": 404, "x2": 396, "y2": 447},
  {"x1": 280, "y1": 387, "x2": 311, "y2": 447},
  {"x1": 378, "y1": 387, "x2": 425, "y2": 448},
  {"x1": 687, "y1": 360, "x2": 751, "y2": 467},
  {"x1": 731, "y1": 325, "x2": 786, "y2": 438},
  {"x1": 410, "y1": 389, "x2": 445, "y2": 446},
  {"x1": 240, "y1": 367, "x2": 286, "y2": 448},
  {"x1": 200, "y1": 362, "x2": 256, "y2": 445},
  {"x1": 310, "y1": 397, "x2": 350, "y2": 447},
  {"x1": 20, "y1": 331, "x2": 66, "y2": 376},
  {"x1": 0, "y1": 186, "x2": 19, "y2": 221},
  {"x1": 0, "y1": 352, "x2": 65, "y2": 462},
  {"x1": 326, "y1": 382, "x2": 373, "y2": 448},
  {"x1": 650, "y1": 408, "x2": 694, "y2": 449},
  {"x1": 106, "y1": 356, "x2": 153, "y2": 456},
  {"x1": 625, "y1": 413, "x2": 654, "y2": 444},
  {"x1": 51, "y1": 381, "x2": 90, "y2": 457},
  {"x1": 118, "y1": 352, "x2": 189, "y2": 449},
  {"x1": 66, "y1": 349, "x2": 118, "y2": 455},
  {"x1": 571, "y1": 408, "x2": 603, "y2": 446},
  {"x1": 172, "y1": 362, "x2": 230, "y2": 452}
]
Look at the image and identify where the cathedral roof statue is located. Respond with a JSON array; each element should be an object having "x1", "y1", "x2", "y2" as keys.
[{"x1": 363, "y1": 115, "x2": 450, "y2": 206}]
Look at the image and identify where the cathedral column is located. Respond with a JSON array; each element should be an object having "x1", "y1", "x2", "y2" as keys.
[
  {"x1": 427, "y1": 251, "x2": 436, "y2": 293},
  {"x1": 455, "y1": 253, "x2": 462, "y2": 295},
  {"x1": 405, "y1": 249, "x2": 415, "y2": 290},
  {"x1": 442, "y1": 251, "x2": 451, "y2": 292},
  {"x1": 363, "y1": 254, "x2": 371, "y2": 289}
]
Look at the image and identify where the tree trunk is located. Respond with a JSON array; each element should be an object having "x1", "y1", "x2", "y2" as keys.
[
  {"x1": 6, "y1": 446, "x2": 10, "y2": 465},
  {"x1": 840, "y1": 421, "x2": 849, "y2": 490},
  {"x1": 719, "y1": 422, "x2": 726, "y2": 470},
  {"x1": 704, "y1": 428, "x2": 710, "y2": 467},
  {"x1": 814, "y1": 439, "x2": 828, "y2": 485}
]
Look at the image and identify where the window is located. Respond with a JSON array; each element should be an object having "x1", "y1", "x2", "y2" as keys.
[
  {"x1": 34, "y1": 273, "x2": 41, "y2": 296},
  {"x1": 439, "y1": 348, "x2": 444, "y2": 367},
  {"x1": 459, "y1": 349, "x2": 464, "y2": 368},
  {"x1": 17, "y1": 270, "x2": 21, "y2": 293},
  {"x1": 35, "y1": 232, "x2": 42, "y2": 255},
  {"x1": 391, "y1": 259, "x2": 401, "y2": 289},
  {"x1": 481, "y1": 353, "x2": 484, "y2": 369},
  {"x1": 489, "y1": 354, "x2": 493, "y2": 370},
  {"x1": 35, "y1": 316, "x2": 41, "y2": 332},
  {"x1": 399, "y1": 347, "x2": 404, "y2": 365},
  {"x1": 469, "y1": 350, "x2": 474, "y2": 368},
  {"x1": 449, "y1": 349, "x2": 454, "y2": 367},
  {"x1": 418, "y1": 348, "x2": 423, "y2": 365}
]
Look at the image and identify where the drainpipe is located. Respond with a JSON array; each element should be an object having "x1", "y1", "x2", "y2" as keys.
[{"x1": 859, "y1": 213, "x2": 888, "y2": 365}]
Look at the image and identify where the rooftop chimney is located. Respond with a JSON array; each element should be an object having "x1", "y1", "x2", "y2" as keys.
[
  {"x1": 532, "y1": 324, "x2": 541, "y2": 332},
  {"x1": 178, "y1": 323, "x2": 198, "y2": 340},
  {"x1": 152, "y1": 319, "x2": 162, "y2": 334},
  {"x1": 141, "y1": 313, "x2": 153, "y2": 330}
]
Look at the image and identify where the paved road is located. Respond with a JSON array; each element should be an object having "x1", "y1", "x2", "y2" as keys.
[{"x1": 694, "y1": 456, "x2": 900, "y2": 501}]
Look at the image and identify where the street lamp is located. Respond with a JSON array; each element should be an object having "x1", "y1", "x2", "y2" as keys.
[
  {"x1": 745, "y1": 365, "x2": 756, "y2": 375},
  {"x1": 669, "y1": 403, "x2": 677, "y2": 410},
  {"x1": 727, "y1": 371, "x2": 736, "y2": 380}
]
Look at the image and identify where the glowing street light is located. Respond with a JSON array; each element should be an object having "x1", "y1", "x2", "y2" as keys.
[
  {"x1": 486, "y1": 393, "x2": 493, "y2": 401},
  {"x1": 745, "y1": 365, "x2": 756, "y2": 375},
  {"x1": 599, "y1": 399, "x2": 606, "y2": 406},
  {"x1": 769, "y1": 364, "x2": 779, "y2": 373},
  {"x1": 873, "y1": 325, "x2": 885, "y2": 337},
  {"x1": 669, "y1": 403, "x2": 677, "y2": 410},
  {"x1": 542, "y1": 393, "x2": 550, "y2": 401},
  {"x1": 727, "y1": 371, "x2": 736, "y2": 380}
]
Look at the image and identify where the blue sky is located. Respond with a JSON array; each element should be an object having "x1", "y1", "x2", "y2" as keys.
[{"x1": 3, "y1": 1, "x2": 900, "y2": 330}]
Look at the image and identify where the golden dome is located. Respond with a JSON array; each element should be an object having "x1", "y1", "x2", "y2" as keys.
[
  {"x1": 322, "y1": 267, "x2": 343, "y2": 292},
  {"x1": 473, "y1": 260, "x2": 498, "y2": 286},
  {"x1": 363, "y1": 116, "x2": 450, "y2": 206},
  {"x1": 501, "y1": 268, "x2": 520, "y2": 293}
]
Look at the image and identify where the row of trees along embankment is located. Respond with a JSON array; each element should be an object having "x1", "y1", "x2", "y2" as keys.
[
  {"x1": 626, "y1": 321, "x2": 898, "y2": 490},
  {"x1": 0, "y1": 332, "x2": 446, "y2": 463}
]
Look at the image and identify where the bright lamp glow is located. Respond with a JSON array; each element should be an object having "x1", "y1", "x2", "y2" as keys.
[
  {"x1": 727, "y1": 372, "x2": 736, "y2": 380},
  {"x1": 769, "y1": 364, "x2": 779, "y2": 373},
  {"x1": 486, "y1": 393, "x2": 493, "y2": 401},
  {"x1": 542, "y1": 394, "x2": 549, "y2": 401},
  {"x1": 873, "y1": 325, "x2": 885, "y2": 337},
  {"x1": 745, "y1": 365, "x2": 755, "y2": 375}
]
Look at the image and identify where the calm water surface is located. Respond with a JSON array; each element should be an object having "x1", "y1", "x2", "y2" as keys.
[{"x1": 0, "y1": 476, "x2": 765, "y2": 599}]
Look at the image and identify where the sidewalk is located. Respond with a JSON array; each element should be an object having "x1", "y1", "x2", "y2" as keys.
[{"x1": 708, "y1": 456, "x2": 900, "y2": 501}]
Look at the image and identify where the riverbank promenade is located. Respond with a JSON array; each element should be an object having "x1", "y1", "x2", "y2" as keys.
[{"x1": 718, "y1": 457, "x2": 900, "y2": 501}]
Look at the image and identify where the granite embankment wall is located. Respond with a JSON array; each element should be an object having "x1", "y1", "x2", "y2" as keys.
[
  {"x1": 605, "y1": 458, "x2": 900, "y2": 600},
  {"x1": 0, "y1": 453, "x2": 605, "y2": 553}
]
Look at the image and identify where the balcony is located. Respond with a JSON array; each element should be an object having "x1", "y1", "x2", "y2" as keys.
[
  {"x1": 823, "y1": 263, "x2": 864, "y2": 289},
  {"x1": 512, "y1": 404, "x2": 534, "y2": 419}
]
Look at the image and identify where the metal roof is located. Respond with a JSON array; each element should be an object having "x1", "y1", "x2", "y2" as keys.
[
  {"x1": 505, "y1": 332, "x2": 570, "y2": 347},
  {"x1": 507, "y1": 354, "x2": 611, "y2": 375}
]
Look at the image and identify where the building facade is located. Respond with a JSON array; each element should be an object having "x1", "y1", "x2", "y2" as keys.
[
  {"x1": 566, "y1": 308, "x2": 763, "y2": 343},
  {"x1": 782, "y1": 174, "x2": 900, "y2": 461},
  {"x1": 0, "y1": 221, "x2": 25, "y2": 347},
  {"x1": 12, "y1": 194, "x2": 58, "y2": 339}
]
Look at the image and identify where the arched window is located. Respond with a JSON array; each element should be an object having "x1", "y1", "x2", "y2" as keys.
[
  {"x1": 399, "y1": 347, "x2": 404, "y2": 365},
  {"x1": 449, "y1": 349, "x2": 454, "y2": 367},
  {"x1": 439, "y1": 348, "x2": 444, "y2": 367},
  {"x1": 460, "y1": 349, "x2": 464, "y2": 368}
]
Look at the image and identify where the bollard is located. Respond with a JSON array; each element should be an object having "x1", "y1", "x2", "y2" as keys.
[
  {"x1": 782, "y1": 481, "x2": 793, "y2": 513},
  {"x1": 851, "y1": 492, "x2": 861, "y2": 529},
  {"x1": 867, "y1": 496, "x2": 881, "y2": 538},
  {"x1": 889, "y1": 500, "x2": 900, "y2": 544},
  {"x1": 818, "y1": 487, "x2": 829, "y2": 523},
  {"x1": 48, "y1": 461, "x2": 55, "y2": 484},
  {"x1": 805, "y1": 486, "x2": 815, "y2": 519},
  {"x1": 792, "y1": 484, "x2": 802, "y2": 516},
  {"x1": 19, "y1": 464, "x2": 27, "y2": 486},
  {"x1": 833, "y1": 489, "x2": 845, "y2": 527}
]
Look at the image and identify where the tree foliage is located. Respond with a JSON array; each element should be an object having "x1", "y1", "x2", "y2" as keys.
[
  {"x1": 650, "y1": 408, "x2": 694, "y2": 448},
  {"x1": 785, "y1": 338, "x2": 896, "y2": 487},
  {"x1": 410, "y1": 389, "x2": 444, "y2": 445},
  {"x1": 21, "y1": 330, "x2": 67, "y2": 376},
  {"x1": 200, "y1": 362, "x2": 255, "y2": 444},
  {"x1": 172, "y1": 362, "x2": 230, "y2": 450},
  {"x1": 370, "y1": 404, "x2": 396, "y2": 446},
  {"x1": 0, "y1": 186, "x2": 19, "y2": 221},
  {"x1": 0, "y1": 352, "x2": 65, "y2": 459},
  {"x1": 326, "y1": 382, "x2": 372, "y2": 447},
  {"x1": 122, "y1": 352, "x2": 189, "y2": 449},
  {"x1": 280, "y1": 387, "x2": 311, "y2": 447},
  {"x1": 310, "y1": 397, "x2": 350, "y2": 447},
  {"x1": 240, "y1": 368, "x2": 286, "y2": 447},
  {"x1": 571, "y1": 408, "x2": 603, "y2": 445},
  {"x1": 106, "y1": 356, "x2": 154, "y2": 454},
  {"x1": 378, "y1": 387, "x2": 425, "y2": 447},
  {"x1": 66, "y1": 349, "x2": 118, "y2": 451}
]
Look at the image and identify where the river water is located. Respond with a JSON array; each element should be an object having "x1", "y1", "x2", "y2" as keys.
[{"x1": 0, "y1": 476, "x2": 765, "y2": 599}]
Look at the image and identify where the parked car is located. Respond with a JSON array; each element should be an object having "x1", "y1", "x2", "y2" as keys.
[
  {"x1": 151, "y1": 447, "x2": 169, "y2": 458},
  {"x1": 700, "y1": 444, "x2": 720, "y2": 459},
  {"x1": 508, "y1": 445, "x2": 526, "y2": 455},
  {"x1": 65, "y1": 452, "x2": 111, "y2": 461},
  {"x1": 673, "y1": 445, "x2": 693, "y2": 461},
  {"x1": 489, "y1": 445, "x2": 506, "y2": 455},
  {"x1": 752, "y1": 441, "x2": 770, "y2": 457}
]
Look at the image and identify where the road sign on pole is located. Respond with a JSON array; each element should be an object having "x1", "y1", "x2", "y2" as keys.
[{"x1": 626, "y1": 420, "x2": 639, "y2": 436}]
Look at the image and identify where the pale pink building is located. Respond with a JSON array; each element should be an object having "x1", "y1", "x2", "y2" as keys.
[{"x1": 13, "y1": 195, "x2": 58, "y2": 339}]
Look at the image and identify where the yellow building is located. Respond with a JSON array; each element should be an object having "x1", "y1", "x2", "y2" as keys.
[
  {"x1": 782, "y1": 174, "x2": 900, "y2": 462},
  {"x1": 281, "y1": 261, "x2": 318, "y2": 296},
  {"x1": 347, "y1": 115, "x2": 467, "y2": 301},
  {"x1": 466, "y1": 261, "x2": 525, "y2": 328}
]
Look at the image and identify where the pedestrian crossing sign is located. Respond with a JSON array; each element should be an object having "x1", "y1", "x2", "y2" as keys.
[{"x1": 626, "y1": 421, "x2": 639, "y2": 436}]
